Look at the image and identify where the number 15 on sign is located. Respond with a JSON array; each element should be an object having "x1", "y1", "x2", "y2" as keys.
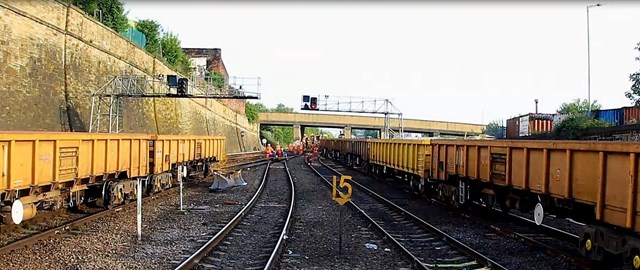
[{"x1": 332, "y1": 175, "x2": 352, "y2": 206}]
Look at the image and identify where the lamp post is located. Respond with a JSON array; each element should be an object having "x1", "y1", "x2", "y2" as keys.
[
  {"x1": 587, "y1": 3, "x2": 602, "y2": 114},
  {"x1": 534, "y1": 99, "x2": 539, "y2": 113}
]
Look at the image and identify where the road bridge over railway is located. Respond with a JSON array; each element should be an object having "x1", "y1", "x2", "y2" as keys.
[{"x1": 258, "y1": 112, "x2": 485, "y2": 140}]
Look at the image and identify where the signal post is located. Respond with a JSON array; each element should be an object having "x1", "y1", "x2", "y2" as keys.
[{"x1": 332, "y1": 175, "x2": 352, "y2": 254}]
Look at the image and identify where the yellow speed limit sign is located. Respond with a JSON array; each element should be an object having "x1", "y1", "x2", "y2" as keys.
[{"x1": 332, "y1": 175, "x2": 352, "y2": 206}]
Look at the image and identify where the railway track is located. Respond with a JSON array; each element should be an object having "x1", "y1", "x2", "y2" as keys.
[
  {"x1": 224, "y1": 151, "x2": 265, "y2": 168},
  {"x1": 0, "y1": 186, "x2": 179, "y2": 256},
  {"x1": 0, "y1": 151, "x2": 266, "y2": 258},
  {"x1": 307, "y1": 157, "x2": 507, "y2": 270},
  {"x1": 174, "y1": 159, "x2": 295, "y2": 270},
  {"x1": 461, "y1": 205, "x2": 599, "y2": 269},
  {"x1": 323, "y1": 157, "x2": 592, "y2": 269}
]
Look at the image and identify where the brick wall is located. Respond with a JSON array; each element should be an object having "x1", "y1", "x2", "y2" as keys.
[
  {"x1": 0, "y1": 0, "x2": 260, "y2": 152},
  {"x1": 219, "y1": 99, "x2": 246, "y2": 115},
  {"x1": 183, "y1": 48, "x2": 247, "y2": 115}
]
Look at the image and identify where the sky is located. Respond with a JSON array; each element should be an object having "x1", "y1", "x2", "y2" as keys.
[{"x1": 123, "y1": 0, "x2": 640, "y2": 125}]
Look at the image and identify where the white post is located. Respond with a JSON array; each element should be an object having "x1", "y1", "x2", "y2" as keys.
[
  {"x1": 178, "y1": 165, "x2": 184, "y2": 211},
  {"x1": 137, "y1": 178, "x2": 142, "y2": 241}
]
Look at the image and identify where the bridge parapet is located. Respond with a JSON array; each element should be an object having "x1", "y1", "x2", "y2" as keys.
[{"x1": 258, "y1": 112, "x2": 484, "y2": 136}]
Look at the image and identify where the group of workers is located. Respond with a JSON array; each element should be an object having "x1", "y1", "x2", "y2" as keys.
[{"x1": 264, "y1": 141, "x2": 318, "y2": 161}]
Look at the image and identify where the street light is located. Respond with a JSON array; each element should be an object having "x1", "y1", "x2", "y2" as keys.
[{"x1": 587, "y1": 3, "x2": 602, "y2": 114}]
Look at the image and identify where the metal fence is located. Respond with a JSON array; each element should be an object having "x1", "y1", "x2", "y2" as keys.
[{"x1": 120, "y1": 26, "x2": 147, "y2": 48}]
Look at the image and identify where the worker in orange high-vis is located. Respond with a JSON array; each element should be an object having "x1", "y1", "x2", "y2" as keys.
[
  {"x1": 296, "y1": 144, "x2": 303, "y2": 155},
  {"x1": 312, "y1": 145, "x2": 319, "y2": 159},
  {"x1": 288, "y1": 144, "x2": 293, "y2": 152},
  {"x1": 275, "y1": 143, "x2": 282, "y2": 158},
  {"x1": 265, "y1": 143, "x2": 274, "y2": 160}
]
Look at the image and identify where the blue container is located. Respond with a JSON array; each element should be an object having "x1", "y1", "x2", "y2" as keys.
[{"x1": 596, "y1": 108, "x2": 624, "y2": 126}]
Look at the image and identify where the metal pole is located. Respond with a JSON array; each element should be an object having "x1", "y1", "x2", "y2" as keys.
[
  {"x1": 587, "y1": 5, "x2": 591, "y2": 114},
  {"x1": 137, "y1": 177, "x2": 142, "y2": 241},
  {"x1": 587, "y1": 3, "x2": 602, "y2": 115},
  {"x1": 338, "y1": 206, "x2": 343, "y2": 254},
  {"x1": 178, "y1": 165, "x2": 184, "y2": 211},
  {"x1": 108, "y1": 96, "x2": 114, "y2": 133},
  {"x1": 89, "y1": 96, "x2": 95, "y2": 133}
]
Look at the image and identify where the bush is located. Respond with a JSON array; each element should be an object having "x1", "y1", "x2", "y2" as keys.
[{"x1": 552, "y1": 114, "x2": 611, "y2": 139}]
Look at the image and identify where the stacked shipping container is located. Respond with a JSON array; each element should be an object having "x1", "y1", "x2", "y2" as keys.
[
  {"x1": 506, "y1": 113, "x2": 554, "y2": 138},
  {"x1": 505, "y1": 106, "x2": 640, "y2": 138},
  {"x1": 623, "y1": 106, "x2": 640, "y2": 125},
  {"x1": 596, "y1": 109, "x2": 624, "y2": 126}
]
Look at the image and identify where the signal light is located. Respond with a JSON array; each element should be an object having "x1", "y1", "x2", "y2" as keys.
[
  {"x1": 301, "y1": 95, "x2": 310, "y2": 110},
  {"x1": 310, "y1": 97, "x2": 318, "y2": 110},
  {"x1": 177, "y1": 78, "x2": 188, "y2": 95}
]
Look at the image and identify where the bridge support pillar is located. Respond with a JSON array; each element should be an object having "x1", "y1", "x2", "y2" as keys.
[
  {"x1": 380, "y1": 129, "x2": 387, "y2": 139},
  {"x1": 343, "y1": 126, "x2": 352, "y2": 139},
  {"x1": 293, "y1": 124, "x2": 302, "y2": 142}
]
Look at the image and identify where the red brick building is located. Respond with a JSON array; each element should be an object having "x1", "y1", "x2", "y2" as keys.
[{"x1": 183, "y1": 48, "x2": 246, "y2": 115}]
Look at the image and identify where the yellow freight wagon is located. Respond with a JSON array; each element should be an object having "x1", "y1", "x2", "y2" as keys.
[
  {"x1": 0, "y1": 131, "x2": 151, "y2": 224},
  {"x1": 430, "y1": 139, "x2": 640, "y2": 264},
  {"x1": 320, "y1": 138, "x2": 369, "y2": 167},
  {"x1": 368, "y1": 139, "x2": 432, "y2": 190},
  {"x1": 150, "y1": 135, "x2": 225, "y2": 174}
]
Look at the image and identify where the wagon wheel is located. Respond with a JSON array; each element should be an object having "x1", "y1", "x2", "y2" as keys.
[{"x1": 627, "y1": 248, "x2": 640, "y2": 270}]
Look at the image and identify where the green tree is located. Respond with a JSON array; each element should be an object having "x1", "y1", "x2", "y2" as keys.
[
  {"x1": 626, "y1": 42, "x2": 640, "y2": 105},
  {"x1": 245, "y1": 102, "x2": 267, "y2": 124},
  {"x1": 553, "y1": 99, "x2": 610, "y2": 139},
  {"x1": 557, "y1": 98, "x2": 601, "y2": 115},
  {"x1": 160, "y1": 32, "x2": 191, "y2": 75},
  {"x1": 206, "y1": 71, "x2": 226, "y2": 89},
  {"x1": 552, "y1": 114, "x2": 611, "y2": 139},
  {"x1": 362, "y1": 129, "x2": 378, "y2": 138},
  {"x1": 483, "y1": 120, "x2": 504, "y2": 137},
  {"x1": 305, "y1": 127, "x2": 335, "y2": 138},
  {"x1": 271, "y1": 103, "x2": 294, "y2": 113},
  {"x1": 67, "y1": 0, "x2": 129, "y2": 33},
  {"x1": 352, "y1": 129, "x2": 378, "y2": 139},
  {"x1": 134, "y1": 19, "x2": 162, "y2": 56}
]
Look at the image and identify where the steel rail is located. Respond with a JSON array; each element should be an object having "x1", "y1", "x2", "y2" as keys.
[
  {"x1": 0, "y1": 160, "x2": 271, "y2": 256},
  {"x1": 305, "y1": 161, "x2": 429, "y2": 270},
  {"x1": 174, "y1": 161, "x2": 272, "y2": 270},
  {"x1": 264, "y1": 160, "x2": 296, "y2": 269},
  {"x1": 175, "y1": 157, "x2": 296, "y2": 270},
  {"x1": 0, "y1": 186, "x2": 174, "y2": 256},
  {"x1": 313, "y1": 157, "x2": 508, "y2": 270}
]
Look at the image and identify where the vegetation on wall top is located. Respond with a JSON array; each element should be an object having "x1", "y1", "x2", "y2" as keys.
[
  {"x1": 65, "y1": 0, "x2": 129, "y2": 33},
  {"x1": 66, "y1": 0, "x2": 193, "y2": 76}
]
